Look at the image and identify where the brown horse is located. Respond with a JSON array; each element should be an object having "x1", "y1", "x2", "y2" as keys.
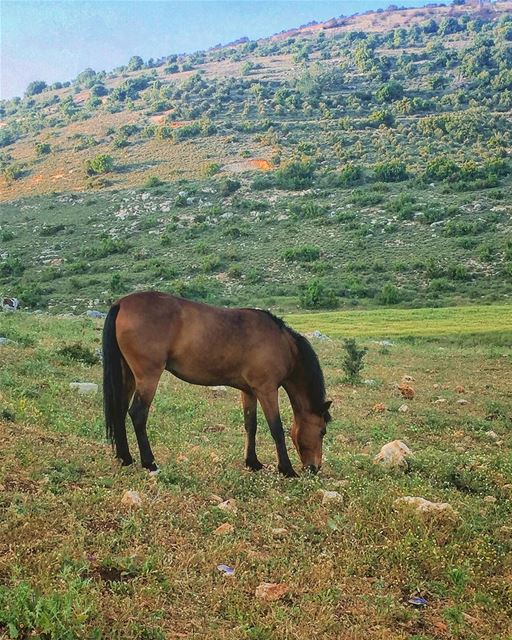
[{"x1": 103, "y1": 291, "x2": 331, "y2": 477}]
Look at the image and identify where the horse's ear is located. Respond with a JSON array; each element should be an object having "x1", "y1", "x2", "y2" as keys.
[{"x1": 323, "y1": 400, "x2": 332, "y2": 412}]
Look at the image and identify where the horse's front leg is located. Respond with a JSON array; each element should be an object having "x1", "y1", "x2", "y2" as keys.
[
  {"x1": 241, "y1": 391, "x2": 263, "y2": 471},
  {"x1": 256, "y1": 389, "x2": 297, "y2": 478}
]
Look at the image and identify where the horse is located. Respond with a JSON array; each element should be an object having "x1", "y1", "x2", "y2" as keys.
[{"x1": 102, "y1": 291, "x2": 331, "y2": 478}]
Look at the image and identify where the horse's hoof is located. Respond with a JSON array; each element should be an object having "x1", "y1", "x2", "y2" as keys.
[
  {"x1": 245, "y1": 459, "x2": 264, "y2": 471},
  {"x1": 279, "y1": 466, "x2": 298, "y2": 478},
  {"x1": 120, "y1": 457, "x2": 134, "y2": 467},
  {"x1": 148, "y1": 468, "x2": 160, "y2": 476}
]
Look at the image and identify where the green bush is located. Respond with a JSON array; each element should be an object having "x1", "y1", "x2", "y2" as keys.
[
  {"x1": 85, "y1": 154, "x2": 114, "y2": 176},
  {"x1": 342, "y1": 338, "x2": 367, "y2": 383},
  {"x1": 299, "y1": 279, "x2": 337, "y2": 309},
  {"x1": 378, "y1": 283, "x2": 401, "y2": 305},
  {"x1": 373, "y1": 160, "x2": 408, "y2": 183},
  {"x1": 283, "y1": 245, "x2": 321, "y2": 263},
  {"x1": 275, "y1": 160, "x2": 315, "y2": 190},
  {"x1": 35, "y1": 142, "x2": 51, "y2": 156}
]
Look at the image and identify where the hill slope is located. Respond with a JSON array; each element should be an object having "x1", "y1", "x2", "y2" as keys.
[{"x1": 1, "y1": 1, "x2": 511, "y2": 312}]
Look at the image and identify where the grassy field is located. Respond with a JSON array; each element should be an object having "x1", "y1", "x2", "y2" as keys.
[
  {"x1": 288, "y1": 304, "x2": 512, "y2": 338},
  {"x1": 1, "y1": 306, "x2": 511, "y2": 639}
]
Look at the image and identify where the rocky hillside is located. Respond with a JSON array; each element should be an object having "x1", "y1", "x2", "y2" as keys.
[{"x1": 1, "y1": 1, "x2": 511, "y2": 312}]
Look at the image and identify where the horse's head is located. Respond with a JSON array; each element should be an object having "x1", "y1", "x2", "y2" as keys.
[{"x1": 290, "y1": 401, "x2": 332, "y2": 474}]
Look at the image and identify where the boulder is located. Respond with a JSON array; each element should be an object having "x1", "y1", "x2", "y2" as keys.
[
  {"x1": 393, "y1": 496, "x2": 457, "y2": 519},
  {"x1": 319, "y1": 489, "x2": 344, "y2": 505},
  {"x1": 69, "y1": 382, "x2": 98, "y2": 396},
  {"x1": 374, "y1": 440, "x2": 412, "y2": 469},
  {"x1": 121, "y1": 490, "x2": 142, "y2": 507}
]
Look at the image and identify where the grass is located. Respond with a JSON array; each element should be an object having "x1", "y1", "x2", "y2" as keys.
[
  {"x1": 288, "y1": 304, "x2": 512, "y2": 339},
  {"x1": 0, "y1": 308, "x2": 511, "y2": 639}
]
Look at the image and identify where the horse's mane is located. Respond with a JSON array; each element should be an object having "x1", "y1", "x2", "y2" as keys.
[{"x1": 256, "y1": 310, "x2": 331, "y2": 421}]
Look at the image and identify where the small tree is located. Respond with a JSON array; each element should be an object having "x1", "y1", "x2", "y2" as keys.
[
  {"x1": 342, "y1": 339, "x2": 367, "y2": 383},
  {"x1": 85, "y1": 154, "x2": 113, "y2": 176},
  {"x1": 25, "y1": 80, "x2": 47, "y2": 96}
]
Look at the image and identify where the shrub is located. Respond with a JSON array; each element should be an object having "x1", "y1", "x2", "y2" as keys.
[
  {"x1": 25, "y1": 80, "x2": 47, "y2": 96},
  {"x1": 424, "y1": 156, "x2": 459, "y2": 181},
  {"x1": 85, "y1": 154, "x2": 113, "y2": 176},
  {"x1": 57, "y1": 343, "x2": 98, "y2": 365},
  {"x1": 299, "y1": 279, "x2": 337, "y2": 309},
  {"x1": 374, "y1": 160, "x2": 408, "y2": 182},
  {"x1": 144, "y1": 176, "x2": 165, "y2": 188},
  {"x1": 378, "y1": 283, "x2": 401, "y2": 304},
  {"x1": 219, "y1": 178, "x2": 241, "y2": 197},
  {"x1": 35, "y1": 142, "x2": 51, "y2": 156},
  {"x1": 204, "y1": 162, "x2": 221, "y2": 177},
  {"x1": 376, "y1": 81, "x2": 404, "y2": 103},
  {"x1": 342, "y1": 338, "x2": 367, "y2": 383},
  {"x1": 283, "y1": 245, "x2": 321, "y2": 262},
  {"x1": 275, "y1": 160, "x2": 315, "y2": 190}
]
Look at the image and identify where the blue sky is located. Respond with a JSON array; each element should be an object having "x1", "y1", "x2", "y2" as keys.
[{"x1": 1, "y1": 0, "x2": 432, "y2": 99}]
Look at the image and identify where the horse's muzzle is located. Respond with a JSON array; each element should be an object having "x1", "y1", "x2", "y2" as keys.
[{"x1": 306, "y1": 464, "x2": 319, "y2": 475}]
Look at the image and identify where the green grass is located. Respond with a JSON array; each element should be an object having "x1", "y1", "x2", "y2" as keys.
[
  {"x1": 0, "y1": 309, "x2": 511, "y2": 639},
  {"x1": 287, "y1": 304, "x2": 512, "y2": 338}
]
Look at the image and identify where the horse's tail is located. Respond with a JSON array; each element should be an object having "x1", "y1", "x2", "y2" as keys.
[{"x1": 102, "y1": 303, "x2": 127, "y2": 450}]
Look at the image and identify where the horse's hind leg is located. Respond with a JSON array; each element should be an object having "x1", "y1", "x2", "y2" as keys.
[
  {"x1": 128, "y1": 372, "x2": 162, "y2": 473},
  {"x1": 241, "y1": 391, "x2": 263, "y2": 471},
  {"x1": 117, "y1": 361, "x2": 135, "y2": 466},
  {"x1": 256, "y1": 389, "x2": 297, "y2": 478}
]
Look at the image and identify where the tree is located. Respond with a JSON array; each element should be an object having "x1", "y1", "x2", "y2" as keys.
[
  {"x1": 25, "y1": 80, "x2": 47, "y2": 96},
  {"x1": 374, "y1": 160, "x2": 408, "y2": 182},
  {"x1": 376, "y1": 80, "x2": 404, "y2": 103},
  {"x1": 342, "y1": 339, "x2": 367, "y2": 383},
  {"x1": 128, "y1": 55, "x2": 144, "y2": 71},
  {"x1": 85, "y1": 154, "x2": 114, "y2": 176},
  {"x1": 299, "y1": 279, "x2": 337, "y2": 309}
]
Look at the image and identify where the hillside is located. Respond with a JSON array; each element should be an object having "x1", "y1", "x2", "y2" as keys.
[{"x1": 1, "y1": 1, "x2": 512, "y2": 313}]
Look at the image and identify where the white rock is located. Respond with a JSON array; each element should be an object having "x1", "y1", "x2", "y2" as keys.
[
  {"x1": 69, "y1": 382, "x2": 98, "y2": 395},
  {"x1": 398, "y1": 404, "x2": 409, "y2": 413},
  {"x1": 457, "y1": 399, "x2": 469, "y2": 405},
  {"x1": 217, "y1": 499, "x2": 237, "y2": 513},
  {"x1": 393, "y1": 496, "x2": 457, "y2": 518},
  {"x1": 319, "y1": 489, "x2": 344, "y2": 505},
  {"x1": 486, "y1": 430, "x2": 498, "y2": 440},
  {"x1": 120, "y1": 490, "x2": 142, "y2": 507},
  {"x1": 373, "y1": 440, "x2": 412, "y2": 469}
]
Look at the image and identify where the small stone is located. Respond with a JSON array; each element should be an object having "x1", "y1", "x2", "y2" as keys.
[
  {"x1": 486, "y1": 430, "x2": 498, "y2": 440},
  {"x1": 457, "y1": 399, "x2": 469, "y2": 405},
  {"x1": 484, "y1": 495, "x2": 497, "y2": 504},
  {"x1": 372, "y1": 402, "x2": 386, "y2": 413},
  {"x1": 217, "y1": 499, "x2": 237, "y2": 513},
  {"x1": 393, "y1": 496, "x2": 457, "y2": 519},
  {"x1": 209, "y1": 494, "x2": 223, "y2": 504},
  {"x1": 374, "y1": 440, "x2": 412, "y2": 469},
  {"x1": 120, "y1": 490, "x2": 142, "y2": 507},
  {"x1": 398, "y1": 404, "x2": 409, "y2": 413},
  {"x1": 402, "y1": 375, "x2": 415, "y2": 383},
  {"x1": 433, "y1": 383, "x2": 440, "y2": 389},
  {"x1": 434, "y1": 398, "x2": 447, "y2": 404},
  {"x1": 455, "y1": 385, "x2": 465, "y2": 393},
  {"x1": 69, "y1": 382, "x2": 98, "y2": 396},
  {"x1": 255, "y1": 582, "x2": 289, "y2": 602},
  {"x1": 214, "y1": 522, "x2": 234, "y2": 536},
  {"x1": 319, "y1": 489, "x2": 344, "y2": 505},
  {"x1": 397, "y1": 384, "x2": 415, "y2": 399},
  {"x1": 270, "y1": 527, "x2": 288, "y2": 537}
]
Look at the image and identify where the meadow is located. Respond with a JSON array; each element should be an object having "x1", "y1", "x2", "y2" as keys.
[{"x1": 0, "y1": 306, "x2": 511, "y2": 639}]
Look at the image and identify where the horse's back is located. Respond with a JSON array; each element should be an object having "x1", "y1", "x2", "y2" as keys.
[{"x1": 113, "y1": 291, "x2": 295, "y2": 388}]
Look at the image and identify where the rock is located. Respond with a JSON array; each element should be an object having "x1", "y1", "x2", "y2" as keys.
[
  {"x1": 374, "y1": 440, "x2": 412, "y2": 469},
  {"x1": 217, "y1": 499, "x2": 237, "y2": 513},
  {"x1": 214, "y1": 522, "x2": 234, "y2": 536},
  {"x1": 484, "y1": 495, "x2": 497, "y2": 504},
  {"x1": 372, "y1": 402, "x2": 386, "y2": 413},
  {"x1": 397, "y1": 384, "x2": 415, "y2": 399},
  {"x1": 433, "y1": 383, "x2": 440, "y2": 389},
  {"x1": 0, "y1": 337, "x2": 16, "y2": 346},
  {"x1": 270, "y1": 527, "x2": 288, "y2": 537},
  {"x1": 209, "y1": 494, "x2": 223, "y2": 504},
  {"x1": 457, "y1": 399, "x2": 469, "y2": 405},
  {"x1": 86, "y1": 310, "x2": 106, "y2": 319},
  {"x1": 393, "y1": 496, "x2": 457, "y2": 519},
  {"x1": 319, "y1": 489, "x2": 344, "y2": 505},
  {"x1": 307, "y1": 330, "x2": 331, "y2": 341},
  {"x1": 255, "y1": 582, "x2": 289, "y2": 602},
  {"x1": 401, "y1": 375, "x2": 415, "y2": 383},
  {"x1": 363, "y1": 379, "x2": 377, "y2": 386},
  {"x1": 69, "y1": 382, "x2": 98, "y2": 395},
  {"x1": 120, "y1": 490, "x2": 142, "y2": 507},
  {"x1": 398, "y1": 404, "x2": 409, "y2": 413},
  {"x1": 373, "y1": 340, "x2": 394, "y2": 347},
  {"x1": 486, "y1": 430, "x2": 498, "y2": 440},
  {"x1": 455, "y1": 385, "x2": 465, "y2": 393},
  {"x1": 434, "y1": 398, "x2": 447, "y2": 404}
]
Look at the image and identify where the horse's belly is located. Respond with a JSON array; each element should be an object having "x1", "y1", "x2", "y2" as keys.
[{"x1": 165, "y1": 361, "x2": 248, "y2": 391}]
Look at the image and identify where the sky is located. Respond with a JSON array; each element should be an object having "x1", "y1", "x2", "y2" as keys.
[{"x1": 1, "y1": 0, "x2": 433, "y2": 100}]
